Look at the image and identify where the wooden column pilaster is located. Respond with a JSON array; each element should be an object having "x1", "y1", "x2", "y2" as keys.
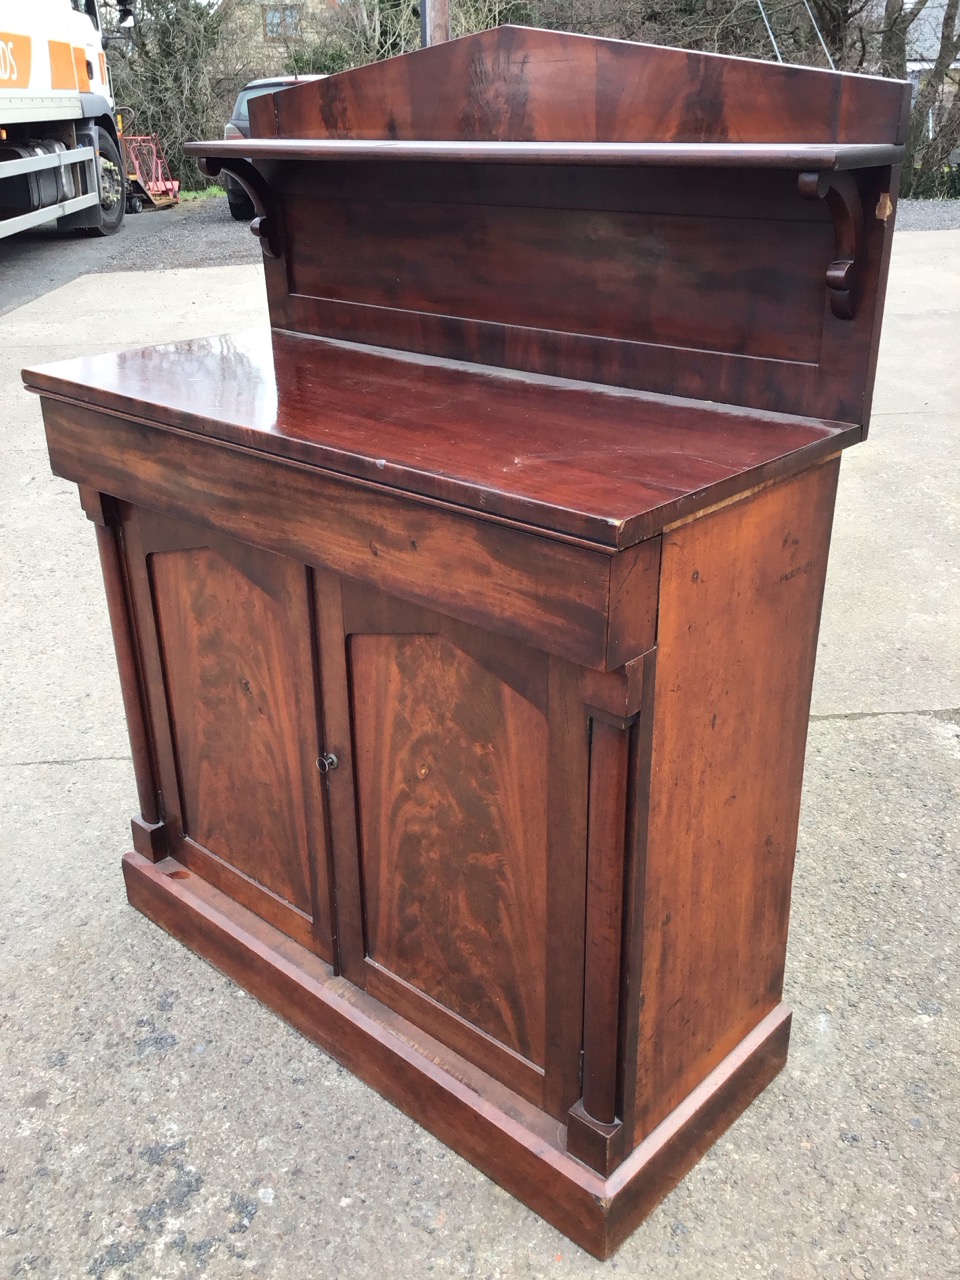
[{"x1": 79, "y1": 486, "x2": 167, "y2": 861}]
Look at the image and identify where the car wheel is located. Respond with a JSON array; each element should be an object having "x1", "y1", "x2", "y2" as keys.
[{"x1": 229, "y1": 194, "x2": 255, "y2": 221}]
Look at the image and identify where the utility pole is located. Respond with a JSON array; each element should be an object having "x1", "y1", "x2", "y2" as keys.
[{"x1": 420, "y1": 0, "x2": 451, "y2": 47}]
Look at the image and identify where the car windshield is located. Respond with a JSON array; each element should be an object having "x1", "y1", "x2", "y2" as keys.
[{"x1": 233, "y1": 85, "x2": 286, "y2": 123}]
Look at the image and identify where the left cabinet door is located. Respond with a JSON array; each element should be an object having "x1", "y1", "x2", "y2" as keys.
[{"x1": 119, "y1": 505, "x2": 336, "y2": 963}]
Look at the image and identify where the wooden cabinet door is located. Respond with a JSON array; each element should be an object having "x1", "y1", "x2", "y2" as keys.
[
  {"x1": 315, "y1": 572, "x2": 589, "y2": 1118},
  {"x1": 119, "y1": 506, "x2": 336, "y2": 962}
]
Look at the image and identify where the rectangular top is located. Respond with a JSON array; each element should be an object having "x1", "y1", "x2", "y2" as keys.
[{"x1": 24, "y1": 328, "x2": 857, "y2": 549}]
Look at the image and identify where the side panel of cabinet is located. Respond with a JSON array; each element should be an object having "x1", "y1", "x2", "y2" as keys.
[
  {"x1": 119, "y1": 505, "x2": 336, "y2": 962},
  {"x1": 631, "y1": 460, "x2": 840, "y2": 1142},
  {"x1": 317, "y1": 574, "x2": 588, "y2": 1117}
]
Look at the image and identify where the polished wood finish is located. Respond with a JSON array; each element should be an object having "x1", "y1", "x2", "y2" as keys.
[
  {"x1": 38, "y1": 397, "x2": 641, "y2": 670},
  {"x1": 117, "y1": 506, "x2": 336, "y2": 960},
  {"x1": 189, "y1": 137, "x2": 905, "y2": 167},
  {"x1": 220, "y1": 24, "x2": 910, "y2": 423},
  {"x1": 25, "y1": 27, "x2": 904, "y2": 1259},
  {"x1": 341, "y1": 587, "x2": 558, "y2": 1107},
  {"x1": 243, "y1": 26, "x2": 906, "y2": 146},
  {"x1": 27, "y1": 331, "x2": 858, "y2": 549},
  {"x1": 632, "y1": 460, "x2": 840, "y2": 1142}
]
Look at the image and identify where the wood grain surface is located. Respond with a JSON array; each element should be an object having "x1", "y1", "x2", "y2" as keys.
[
  {"x1": 285, "y1": 195, "x2": 829, "y2": 364},
  {"x1": 231, "y1": 25, "x2": 908, "y2": 423},
  {"x1": 330, "y1": 583, "x2": 585, "y2": 1110},
  {"x1": 189, "y1": 138, "x2": 905, "y2": 168},
  {"x1": 40, "y1": 398, "x2": 636, "y2": 671},
  {"x1": 28, "y1": 332, "x2": 858, "y2": 548},
  {"x1": 25, "y1": 24, "x2": 904, "y2": 1255},
  {"x1": 631, "y1": 461, "x2": 840, "y2": 1140},
  {"x1": 350, "y1": 630, "x2": 549, "y2": 1066},
  {"x1": 119, "y1": 509, "x2": 336, "y2": 959},
  {"x1": 123, "y1": 848, "x2": 792, "y2": 1258},
  {"x1": 151, "y1": 546, "x2": 315, "y2": 909},
  {"x1": 249, "y1": 26, "x2": 907, "y2": 147}
]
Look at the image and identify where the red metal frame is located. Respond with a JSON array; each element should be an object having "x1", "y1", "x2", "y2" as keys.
[{"x1": 121, "y1": 135, "x2": 180, "y2": 207}]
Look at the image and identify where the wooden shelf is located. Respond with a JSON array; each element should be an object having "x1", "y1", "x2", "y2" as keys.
[{"x1": 185, "y1": 137, "x2": 904, "y2": 170}]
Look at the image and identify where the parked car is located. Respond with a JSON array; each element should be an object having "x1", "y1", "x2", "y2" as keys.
[{"x1": 223, "y1": 76, "x2": 325, "y2": 220}]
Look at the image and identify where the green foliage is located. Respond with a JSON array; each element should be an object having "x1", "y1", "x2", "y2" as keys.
[
  {"x1": 908, "y1": 164, "x2": 960, "y2": 199},
  {"x1": 178, "y1": 184, "x2": 227, "y2": 201},
  {"x1": 283, "y1": 41, "x2": 355, "y2": 76}
]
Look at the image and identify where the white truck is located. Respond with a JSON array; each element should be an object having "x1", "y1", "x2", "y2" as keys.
[{"x1": 0, "y1": 0, "x2": 126, "y2": 240}]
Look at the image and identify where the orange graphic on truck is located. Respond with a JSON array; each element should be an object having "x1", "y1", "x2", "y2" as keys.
[{"x1": 0, "y1": 32, "x2": 31, "y2": 84}]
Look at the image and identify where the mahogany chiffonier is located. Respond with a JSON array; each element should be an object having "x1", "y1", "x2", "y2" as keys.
[{"x1": 23, "y1": 28, "x2": 908, "y2": 1258}]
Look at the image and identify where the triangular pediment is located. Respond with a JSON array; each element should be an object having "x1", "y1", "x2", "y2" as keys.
[{"x1": 252, "y1": 25, "x2": 905, "y2": 146}]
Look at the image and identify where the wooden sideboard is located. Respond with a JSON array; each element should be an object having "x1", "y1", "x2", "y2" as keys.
[{"x1": 24, "y1": 27, "x2": 908, "y2": 1258}]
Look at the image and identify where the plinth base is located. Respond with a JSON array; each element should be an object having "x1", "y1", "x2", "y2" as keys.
[{"x1": 123, "y1": 851, "x2": 791, "y2": 1259}]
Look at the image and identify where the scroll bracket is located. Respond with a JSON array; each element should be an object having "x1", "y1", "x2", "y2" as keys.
[
  {"x1": 798, "y1": 169, "x2": 865, "y2": 321},
  {"x1": 197, "y1": 156, "x2": 280, "y2": 259}
]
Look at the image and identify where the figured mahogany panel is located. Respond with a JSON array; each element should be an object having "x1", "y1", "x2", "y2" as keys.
[
  {"x1": 119, "y1": 510, "x2": 334, "y2": 958},
  {"x1": 350, "y1": 630, "x2": 549, "y2": 1067},
  {"x1": 149, "y1": 547, "x2": 313, "y2": 903},
  {"x1": 254, "y1": 26, "x2": 906, "y2": 147},
  {"x1": 631, "y1": 459, "x2": 840, "y2": 1141},
  {"x1": 323, "y1": 583, "x2": 588, "y2": 1112}
]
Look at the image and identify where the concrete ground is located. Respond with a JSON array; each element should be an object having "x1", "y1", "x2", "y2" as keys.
[{"x1": 0, "y1": 234, "x2": 957, "y2": 1280}]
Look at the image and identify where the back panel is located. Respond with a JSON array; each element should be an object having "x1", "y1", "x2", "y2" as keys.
[{"x1": 248, "y1": 26, "x2": 909, "y2": 424}]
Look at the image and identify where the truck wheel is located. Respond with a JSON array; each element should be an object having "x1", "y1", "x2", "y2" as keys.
[{"x1": 94, "y1": 129, "x2": 126, "y2": 235}]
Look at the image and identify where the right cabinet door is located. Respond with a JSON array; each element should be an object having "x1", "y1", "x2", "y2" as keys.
[{"x1": 315, "y1": 572, "x2": 589, "y2": 1119}]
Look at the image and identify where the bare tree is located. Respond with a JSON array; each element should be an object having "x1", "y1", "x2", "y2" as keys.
[
  {"x1": 109, "y1": 0, "x2": 255, "y2": 188},
  {"x1": 904, "y1": 0, "x2": 960, "y2": 187},
  {"x1": 519, "y1": 0, "x2": 959, "y2": 192}
]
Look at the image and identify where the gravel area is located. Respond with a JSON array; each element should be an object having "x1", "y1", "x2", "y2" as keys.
[
  {"x1": 97, "y1": 194, "x2": 264, "y2": 271},
  {"x1": 2, "y1": 237, "x2": 959, "y2": 1275},
  {"x1": 0, "y1": 195, "x2": 956, "y2": 1280},
  {"x1": 896, "y1": 198, "x2": 960, "y2": 230}
]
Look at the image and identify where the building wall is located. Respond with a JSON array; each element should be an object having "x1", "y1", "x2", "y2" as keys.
[{"x1": 219, "y1": 0, "x2": 339, "y2": 78}]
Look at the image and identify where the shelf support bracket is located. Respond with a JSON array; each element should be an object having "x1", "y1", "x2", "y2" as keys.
[
  {"x1": 798, "y1": 170, "x2": 864, "y2": 321},
  {"x1": 196, "y1": 156, "x2": 281, "y2": 259}
]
